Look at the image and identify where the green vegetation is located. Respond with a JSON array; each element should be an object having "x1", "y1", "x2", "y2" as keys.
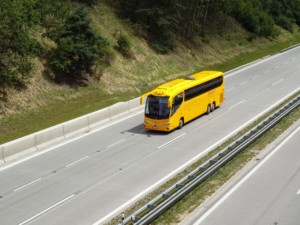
[
  {"x1": 50, "y1": 8, "x2": 111, "y2": 84},
  {"x1": 0, "y1": 0, "x2": 300, "y2": 144}
]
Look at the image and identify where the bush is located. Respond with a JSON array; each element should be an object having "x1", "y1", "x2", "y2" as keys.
[
  {"x1": 0, "y1": 0, "x2": 40, "y2": 89},
  {"x1": 275, "y1": 15, "x2": 293, "y2": 32},
  {"x1": 232, "y1": 1, "x2": 277, "y2": 38},
  {"x1": 116, "y1": 33, "x2": 133, "y2": 58},
  {"x1": 50, "y1": 8, "x2": 111, "y2": 84}
]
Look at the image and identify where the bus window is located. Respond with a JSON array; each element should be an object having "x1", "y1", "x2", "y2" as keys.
[
  {"x1": 145, "y1": 95, "x2": 170, "y2": 119},
  {"x1": 172, "y1": 92, "x2": 183, "y2": 115}
]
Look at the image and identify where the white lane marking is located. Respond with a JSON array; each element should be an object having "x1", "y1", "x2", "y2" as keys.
[
  {"x1": 228, "y1": 99, "x2": 246, "y2": 110},
  {"x1": 227, "y1": 87, "x2": 235, "y2": 92},
  {"x1": 18, "y1": 194, "x2": 75, "y2": 225},
  {"x1": 193, "y1": 125, "x2": 300, "y2": 225},
  {"x1": 65, "y1": 156, "x2": 89, "y2": 168},
  {"x1": 297, "y1": 189, "x2": 300, "y2": 195},
  {"x1": 272, "y1": 79, "x2": 284, "y2": 86},
  {"x1": 107, "y1": 139, "x2": 126, "y2": 148},
  {"x1": 241, "y1": 81, "x2": 248, "y2": 86},
  {"x1": 157, "y1": 133, "x2": 186, "y2": 149},
  {"x1": 92, "y1": 88, "x2": 300, "y2": 225},
  {"x1": 14, "y1": 178, "x2": 42, "y2": 192}
]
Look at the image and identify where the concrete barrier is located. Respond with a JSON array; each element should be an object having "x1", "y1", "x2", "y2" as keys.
[
  {"x1": 128, "y1": 97, "x2": 142, "y2": 112},
  {"x1": 109, "y1": 102, "x2": 130, "y2": 120},
  {"x1": 3, "y1": 135, "x2": 37, "y2": 162},
  {"x1": 63, "y1": 116, "x2": 90, "y2": 139},
  {"x1": 0, "y1": 96, "x2": 144, "y2": 164},
  {"x1": 0, "y1": 145, "x2": 4, "y2": 165},
  {"x1": 88, "y1": 108, "x2": 110, "y2": 129},
  {"x1": 35, "y1": 124, "x2": 65, "y2": 150}
]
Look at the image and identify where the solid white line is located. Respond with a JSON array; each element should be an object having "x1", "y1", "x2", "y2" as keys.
[
  {"x1": 228, "y1": 99, "x2": 246, "y2": 110},
  {"x1": 272, "y1": 79, "x2": 284, "y2": 86},
  {"x1": 193, "y1": 125, "x2": 300, "y2": 225},
  {"x1": 107, "y1": 139, "x2": 126, "y2": 148},
  {"x1": 14, "y1": 178, "x2": 42, "y2": 192},
  {"x1": 65, "y1": 156, "x2": 89, "y2": 168},
  {"x1": 18, "y1": 194, "x2": 75, "y2": 225},
  {"x1": 157, "y1": 133, "x2": 186, "y2": 149}
]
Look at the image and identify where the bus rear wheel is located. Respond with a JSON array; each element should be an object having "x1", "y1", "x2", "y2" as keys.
[{"x1": 178, "y1": 118, "x2": 184, "y2": 129}]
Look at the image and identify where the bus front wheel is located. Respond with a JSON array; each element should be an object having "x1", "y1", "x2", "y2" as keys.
[
  {"x1": 206, "y1": 104, "x2": 211, "y2": 115},
  {"x1": 211, "y1": 102, "x2": 215, "y2": 112},
  {"x1": 178, "y1": 118, "x2": 184, "y2": 129}
]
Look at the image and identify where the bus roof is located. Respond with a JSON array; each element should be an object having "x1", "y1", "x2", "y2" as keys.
[{"x1": 149, "y1": 71, "x2": 223, "y2": 97}]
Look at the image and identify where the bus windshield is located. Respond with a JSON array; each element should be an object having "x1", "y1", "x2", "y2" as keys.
[{"x1": 145, "y1": 95, "x2": 170, "y2": 119}]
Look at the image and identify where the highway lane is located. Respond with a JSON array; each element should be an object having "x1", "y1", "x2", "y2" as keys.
[
  {"x1": 187, "y1": 124, "x2": 300, "y2": 225},
  {"x1": 0, "y1": 46, "x2": 299, "y2": 225}
]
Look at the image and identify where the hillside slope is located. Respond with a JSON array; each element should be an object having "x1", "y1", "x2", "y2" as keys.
[{"x1": 0, "y1": 1, "x2": 300, "y2": 144}]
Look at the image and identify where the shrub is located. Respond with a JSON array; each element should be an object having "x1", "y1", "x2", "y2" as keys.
[
  {"x1": 0, "y1": 0, "x2": 40, "y2": 89},
  {"x1": 50, "y1": 8, "x2": 111, "y2": 84},
  {"x1": 116, "y1": 33, "x2": 133, "y2": 58},
  {"x1": 275, "y1": 15, "x2": 293, "y2": 32}
]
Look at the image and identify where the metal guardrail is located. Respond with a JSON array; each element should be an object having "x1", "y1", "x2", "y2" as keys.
[{"x1": 119, "y1": 95, "x2": 300, "y2": 225}]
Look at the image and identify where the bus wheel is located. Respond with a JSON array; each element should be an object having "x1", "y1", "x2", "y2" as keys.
[
  {"x1": 179, "y1": 118, "x2": 184, "y2": 129},
  {"x1": 206, "y1": 104, "x2": 211, "y2": 115},
  {"x1": 211, "y1": 102, "x2": 215, "y2": 112}
]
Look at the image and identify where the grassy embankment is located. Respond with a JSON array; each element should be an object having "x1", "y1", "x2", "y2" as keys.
[{"x1": 0, "y1": 2, "x2": 300, "y2": 145}]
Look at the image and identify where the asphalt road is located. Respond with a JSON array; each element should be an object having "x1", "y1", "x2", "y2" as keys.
[
  {"x1": 0, "y1": 46, "x2": 299, "y2": 225},
  {"x1": 183, "y1": 123, "x2": 300, "y2": 225}
]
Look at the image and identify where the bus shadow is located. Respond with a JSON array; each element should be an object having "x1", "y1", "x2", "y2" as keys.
[{"x1": 124, "y1": 124, "x2": 170, "y2": 136}]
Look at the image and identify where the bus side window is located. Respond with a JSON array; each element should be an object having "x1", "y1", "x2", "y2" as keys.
[{"x1": 172, "y1": 93, "x2": 183, "y2": 115}]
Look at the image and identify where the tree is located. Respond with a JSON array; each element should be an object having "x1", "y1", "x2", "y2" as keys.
[
  {"x1": 0, "y1": 0, "x2": 40, "y2": 89},
  {"x1": 50, "y1": 8, "x2": 111, "y2": 84}
]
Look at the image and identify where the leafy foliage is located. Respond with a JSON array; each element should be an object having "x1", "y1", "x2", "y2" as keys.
[
  {"x1": 0, "y1": 0, "x2": 41, "y2": 89},
  {"x1": 115, "y1": 0, "x2": 300, "y2": 52},
  {"x1": 50, "y1": 8, "x2": 111, "y2": 84},
  {"x1": 36, "y1": 0, "x2": 72, "y2": 39},
  {"x1": 0, "y1": 0, "x2": 300, "y2": 90},
  {"x1": 116, "y1": 33, "x2": 133, "y2": 59}
]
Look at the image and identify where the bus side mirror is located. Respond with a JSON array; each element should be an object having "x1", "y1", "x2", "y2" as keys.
[
  {"x1": 140, "y1": 96, "x2": 144, "y2": 105},
  {"x1": 140, "y1": 93, "x2": 149, "y2": 105}
]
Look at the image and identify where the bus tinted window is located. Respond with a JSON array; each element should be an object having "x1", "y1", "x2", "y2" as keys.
[
  {"x1": 185, "y1": 76, "x2": 223, "y2": 101},
  {"x1": 145, "y1": 96, "x2": 170, "y2": 119}
]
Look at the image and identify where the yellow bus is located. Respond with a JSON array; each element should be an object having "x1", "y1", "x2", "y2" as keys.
[{"x1": 140, "y1": 71, "x2": 224, "y2": 131}]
